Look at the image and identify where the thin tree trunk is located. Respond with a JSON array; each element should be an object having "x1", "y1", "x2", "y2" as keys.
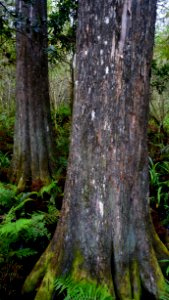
[
  {"x1": 23, "y1": 1, "x2": 169, "y2": 299},
  {"x1": 12, "y1": 0, "x2": 55, "y2": 190}
]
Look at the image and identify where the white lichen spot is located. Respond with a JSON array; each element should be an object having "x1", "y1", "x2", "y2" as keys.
[
  {"x1": 92, "y1": 179, "x2": 95, "y2": 186},
  {"x1": 95, "y1": 15, "x2": 98, "y2": 21},
  {"x1": 81, "y1": 105, "x2": 85, "y2": 114},
  {"x1": 88, "y1": 87, "x2": 91, "y2": 94},
  {"x1": 131, "y1": 114, "x2": 136, "y2": 127},
  {"x1": 96, "y1": 235, "x2": 99, "y2": 242},
  {"x1": 104, "y1": 120, "x2": 108, "y2": 130},
  {"x1": 119, "y1": 0, "x2": 129, "y2": 53},
  {"x1": 75, "y1": 80, "x2": 79, "y2": 86},
  {"x1": 104, "y1": 40, "x2": 108, "y2": 45},
  {"x1": 65, "y1": 235, "x2": 69, "y2": 241},
  {"x1": 111, "y1": 35, "x2": 116, "y2": 60},
  {"x1": 84, "y1": 50, "x2": 88, "y2": 56},
  {"x1": 97, "y1": 35, "x2": 101, "y2": 40},
  {"x1": 100, "y1": 49, "x2": 104, "y2": 55},
  {"x1": 104, "y1": 17, "x2": 109, "y2": 24},
  {"x1": 97, "y1": 256, "x2": 100, "y2": 263},
  {"x1": 119, "y1": 127, "x2": 123, "y2": 134},
  {"x1": 91, "y1": 110, "x2": 95, "y2": 121},
  {"x1": 108, "y1": 124, "x2": 111, "y2": 131},
  {"x1": 46, "y1": 125, "x2": 49, "y2": 132},
  {"x1": 29, "y1": 5, "x2": 33, "y2": 21},
  {"x1": 99, "y1": 201, "x2": 104, "y2": 217},
  {"x1": 104, "y1": 120, "x2": 111, "y2": 131},
  {"x1": 101, "y1": 58, "x2": 104, "y2": 65},
  {"x1": 86, "y1": 24, "x2": 89, "y2": 32},
  {"x1": 105, "y1": 66, "x2": 109, "y2": 74},
  {"x1": 19, "y1": 0, "x2": 22, "y2": 13}
]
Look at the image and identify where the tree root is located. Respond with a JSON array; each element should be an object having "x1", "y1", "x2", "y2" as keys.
[
  {"x1": 22, "y1": 240, "x2": 169, "y2": 300},
  {"x1": 22, "y1": 243, "x2": 53, "y2": 295},
  {"x1": 22, "y1": 203, "x2": 169, "y2": 300}
]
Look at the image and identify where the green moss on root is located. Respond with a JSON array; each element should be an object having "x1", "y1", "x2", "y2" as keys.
[
  {"x1": 22, "y1": 245, "x2": 53, "y2": 294},
  {"x1": 34, "y1": 268, "x2": 56, "y2": 300},
  {"x1": 130, "y1": 260, "x2": 141, "y2": 300}
]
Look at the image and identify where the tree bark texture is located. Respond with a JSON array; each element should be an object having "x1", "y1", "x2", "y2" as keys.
[
  {"x1": 12, "y1": 0, "x2": 55, "y2": 190},
  {"x1": 23, "y1": 0, "x2": 169, "y2": 299}
]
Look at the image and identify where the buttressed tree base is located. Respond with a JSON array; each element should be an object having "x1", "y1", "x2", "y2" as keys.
[{"x1": 23, "y1": 1, "x2": 169, "y2": 299}]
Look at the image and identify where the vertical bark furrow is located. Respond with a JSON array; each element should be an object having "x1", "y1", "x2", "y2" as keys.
[{"x1": 12, "y1": 0, "x2": 55, "y2": 190}]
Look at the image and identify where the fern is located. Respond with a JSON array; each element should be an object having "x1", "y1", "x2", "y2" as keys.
[
  {"x1": 40, "y1": 180, "x2": 58, "y2": 196},
  {"x1": 0, "y1": 180, "x2": 60, "y2": 264},
  {"x1": 159, "y1": 259, "x2": 169, "y2": 276},
  {"x1": 160, "y1": 280, "x2": 169, "y2": 300},
  {"x1": 45, "y1": 208, "x2": 60, "y2": 225},
  {"x1": 0, "y1": 183, "x2": 17, "y2": 213},
  {"x1": 0, "y1": 212, "x2": 50, "y2": 262},
  {"x1": 27, "y1": 213, "x2": 51, "y2": 241},
  {"x1": 55, "y1": 276, "x2": 114, "y2": 300},
  {"x1": 8, "y1": 248, "x2": 37, "y2": 259},
  {"x1": 2, "y1": 197, "x2": 36, "y2": 224},
  {"x1": 0, "y1": 151, "x2": 10, "y2": 168},
  {"x1": 40, "y1": 180, "x2": 62, "y2": 207},
  {"x1": 0, "y1": 218, "x2": 31, "y2": 239}
]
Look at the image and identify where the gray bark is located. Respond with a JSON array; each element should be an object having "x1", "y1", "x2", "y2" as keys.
[
  {"x1": 23, "y1": 1, "x2": 169, "y2": 299},
  {"x1": 12, "y1": 0, "x2": 55, "y2": 190}
]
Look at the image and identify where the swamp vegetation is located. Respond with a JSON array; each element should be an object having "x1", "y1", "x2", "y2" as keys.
[{"x1": 0, "y1": 0, "x2": 169, "y2": 299}]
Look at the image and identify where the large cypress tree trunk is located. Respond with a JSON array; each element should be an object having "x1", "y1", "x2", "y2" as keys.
[
  {"x1": 23, "y1": 1, "x2": 169, "y2": 299},
  {"x1": 12, "y1": 0, "x2": 55, "y2": 190}
]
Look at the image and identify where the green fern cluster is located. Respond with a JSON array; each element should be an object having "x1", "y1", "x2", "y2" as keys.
[
  {"x1": 0, "y1": 212, "x2": 50, "y2": 262},
  {"x1": 55, "y1": 104, "x2": 71, "y2": 177},
  {"x1": 0, "y1": 104, "x2": 70, "y2": 297},
  {"x1": 149, "y1": 158, "x2": 169, "y2": 206},
  {"x1": 40, "y1": 180, "x2": 62, "y2": 204},
  {"x1": 0, "y1": 181, "x2": 60, "y2": 263},
  {"x1": 0, "y1": 182, "x2": 17, "y2": 213},
  {"x1": 55, "y1": 276, "x2": 113, "y2": 300},
  {"x1": 0, "y1": 151, "x2": 10, "y2": 168},
  {"x1": 149, "y1": 157, "x2": 169, "y2": 231},
  {"x1": 0, "y1": 180, "x2": 61, "y2": 298}
]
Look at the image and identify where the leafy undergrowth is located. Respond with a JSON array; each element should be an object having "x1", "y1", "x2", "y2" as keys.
[
  {"x1": 0, "y1": 104, "x2": 71, "y2": 298},
  {"x1": 55, "y1": 276, "x2": 113, "y2": 300},
  {"x1": 0, "y1": 113, "x2": 14, "y2": 182},
  {"x1": 54, "y1": 104, "x2": 71, "y2": 209},
  {"x1": 148, "y1": 117, "x2": 169, "y2": 255},
  {"x1": 0, "y1": 181, "x2": 60, "y2": 299}
]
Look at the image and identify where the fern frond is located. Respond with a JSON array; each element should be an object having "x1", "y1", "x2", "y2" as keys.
[
  {"x1": 55, "y1": 276, "x2": 113, "y2": 300},
  {"x1": 40, "y1": 180, "x2": 58, "y2": 195},
  {"x1": 160, "y1": 280, "x2": 169, "y2": 300},
  {"x1": 0, "y1": 212, "x2": 50, "y2": 262},
  {"x1": 45, "y1": 207, "x2": 60, "y2": 225},
  {"x1": 9, "y1": 248, "x2": 37, "y2": 259},
  {"x1": 0, "y1": 183, "x2": 17, "y2": 213}
]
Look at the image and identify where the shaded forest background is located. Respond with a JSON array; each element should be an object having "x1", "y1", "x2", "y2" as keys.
[{"x1": 0, "y1": 0, "x2": 169, "y2": 299}]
